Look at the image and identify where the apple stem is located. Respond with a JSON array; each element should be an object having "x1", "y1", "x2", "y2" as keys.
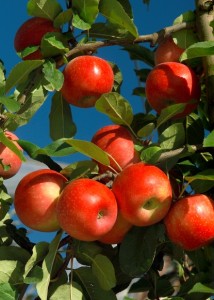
[{"x1": 195, "y1": 0, "x2": 214, "y2": 128}]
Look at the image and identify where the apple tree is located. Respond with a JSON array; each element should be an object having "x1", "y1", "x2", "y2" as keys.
[{"x1": 1, "y1": 0, "x2": 214, "y2": 299}]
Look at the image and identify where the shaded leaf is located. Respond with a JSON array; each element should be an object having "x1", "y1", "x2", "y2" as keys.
[
  {"x1": 0, "y1": 261, "x2": 24, "y2": 285},
  {"x1": 61, "y1": 160, "x2": 98, "y2": 180},
  {"x1": 123, "y1": 45, "x2": 154, "y2": 67},
  {"x1": 0, "y1": 246, "x2": 30, "y2": 264},
  {"x1": 41, "y1": 32, "x2": 69, "y2": 58},
  {"x1": 53, "y1": 8, "x2": 73, "y2": 28},
  {"x1": 159, "y1": 122, "x2": 185, "y2": 150},
  {"x1": 156, "y1": 103, "x2": 186, "y2": 128}
]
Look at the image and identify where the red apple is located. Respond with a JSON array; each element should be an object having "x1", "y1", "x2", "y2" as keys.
[
  {"x1": 91, "y1": 124, "x2": 140, "y2": 174},
  {"x1": 14, "y1": 17, "x2": 60, "y2": 60},
  {"x1": 99, "y1": 211, "x2": 132, "y2": 244},
  {"x1": 112, "y1": 163, "x2": 172, "y2": 226},
  {"x1": 0, "y1": 131, "x2": 23, "y2": 179},
  {"x1": 164, "y1": 194, "x2": 214, "y2": 251},
  {"x1": 14, "y1": 169, "x2": 67, "y2": 232},
  {"x1": 145, "y1": 62, "x2": 201, "y2": 119},
  {"x1": 61, "y1": 55, "x2": 114, "y2": 108},
  {"x1": 154, "y1": 36, "x2": 184, "y2": 65},
  {"x1": 56, "y1": 178, "x2": 118, "y2": 241}
]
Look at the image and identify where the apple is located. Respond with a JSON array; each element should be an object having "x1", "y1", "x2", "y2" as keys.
[
  {"x1": 112, "y1": 162, "x2": 172, "y2": 226},
  {"x1": 14, "y1": 17, "x2": 60, "y2": 60},
  {"x1": 14, "y1": 169, "x2": 67, "y2": 232},
  {"x1": 0, "y1": 131, "x2": 23, "y2": 179},
  {"x1": 61, "y1": 55, "x2": 114, "y2": 108},
  {"x1": 154, "y1": 36, "x2": 184, "y2": 65},
  {"x1": 98, "y1": 211, "x2": 132, "y2": 244},
  {"x1": 164, "y1": 194, "x2": 214, "y2": 251},
  {"x1": 56, "y1": 178, "x2": 118, "y2": 241},
  {"x1": 91, "y1": 124, "x2": 140, "y2": 174},
  {"x1": 145, "y1": 62, "x2": 201, "y2": 119}
]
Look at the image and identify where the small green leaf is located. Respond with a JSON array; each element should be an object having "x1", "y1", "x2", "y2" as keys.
[
  {"x1": 65, "y1": 139, "x2": 110, "y2": 166},
  {"x1": 0, "y1": 96, "x2": 20, "y2": 112},
  {"x1": 61, "y1": 160, "x2": 98, "y2": 180},
  {"x1": 0, "y1": 283, "x2": 17, "y2": 300},
  {"x1": 27, "y1": 0, "x2": 62, "y2": 20},
  {"x1": 0, "y1": 246, "x2": 30, "y2": 264},
  {"x1": 140, "y1": 145, "x2": 162, "y2": 164},
  {"x1": 53, "y1": 9, "x2": 73, "y2": 28},
  {"x1": 33, "y1": 138, "x2": 76, "y2": 157},
  {"x1": 49, "y1": 92, "x2": 77, "y2": 141},
  {"x1": 156, "y1": 103, "x2": 186, "y2": 128},
  {"x1": 42, "y1": 62, "x2": 64, "y2": 91},
  {"x1": 188, "y1": 282, "x2": 214, "y2": 294},
  {"x1": 92, "y1": 254, "x2": 116, "y2": 290},
  {"x1": 203, "y1": 130, "x2": 214, "y2": 147},
  {"x1": 36, "y1": 230, "x2": 63, "y2": 300},
  {"x1": 99, "y1": 0, "x2": 138, "y2": 37},
  {"x1": 72, "y1": 240, "x2": 103, "y2": 266},
  {"x1": 5, "y1": 60, "x2": 43, "y2": 93},
  {"x1": 95, "y1": 92, "x2": 133, "y2": 126},
  {"x1": 50, "y1": 282, "x2": 85, "y2": 300},
  {"x1": 186, "y1": 169, "x2": 214, "y2": 193},
  {"x1": 137, "y1": 122, "x2": 155, "y2": 138},
  {"x1": 180, "y1": 41, "x2": 214, "y2": 61},
  {"x1": 123, "y1": 45, "x2": 154, "y2": 67},
  {"x1": 159, "y1": 122, "x2": 185, "y2": 150},
  {"x1": 41, "y1": 32, "x2": 69, "y2": 58},
  {"x1": 0, "y1": 260, "x2": 24, "y2": 284}
]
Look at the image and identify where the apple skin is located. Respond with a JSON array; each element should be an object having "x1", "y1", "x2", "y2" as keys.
[
  {"x1": 145, "y1": 62, "x2": 201, "y2": 119},
  {"x1": 14, "y1": 17, "x2": 60, "y2": 60},
  {"x1": 98, "y1": 211, "x2": 132, "y2": 244},
  {"x1": 164, "y1": 194, "x2": 214, "y2": 251},
  {"x1": 14, "y1": 169, "x2": 68, "y2": 232},
  {"x1": 154, "y1": 36, "x2": 184, "y2": 65},
  {"x1": 61, "y1": 55, "x2": 114, "y2": 108},
  {"x1": 56, "y1": 178, "x2": 118, "y2": 241},
  {"x1": 91, "y1": 124, "x2": 140, "y2": 174},
  {"x1": 0, "y1": 131, "x2": 23, "y2": 179},
  {"x1": 112, "y1": 163, "x2": 172, "y2": 226}
]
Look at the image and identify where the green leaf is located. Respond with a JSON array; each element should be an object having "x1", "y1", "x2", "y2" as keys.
[
  {"x1": 92, "y1": 254, "x2": 116, "y2": 290},
  {"x1": 0, "y1": 131, "x2": 25, "y2": 161},
  {"x1": 33, "y1": 138, "x2": 76, "y2": 157},
  {"x1": 49, "y1": 92, "x2": 77, "y2": 140},
  {"x1": 0, "y1": 96, "x2": 20, "y2": 113},
  {"x1": 95, "y1": 92, "x2": 133, "y2": 126},
  {"x1": 159, "y1": 122, "x2": 185, "y2": 150},
  {"x1": 186, "y1": 169, "x2": 214, "y2": 193},
  {"x1": 72, "y1": 240, "x2": 103, "y2": 266},
  {"x1": 137, "y1": 123, "x2": 155, "y2": 138},
  {"x1": 156, "y1": 103, "x2": 186, "y2": 128},
  {"x1": 5, "y1": 61, "x2": 43, "y2": 93},
  {"x1": 0, "y1": 246, "x2": 30, "y2": 264},
  {"x1": 42, "y1": 62, "x2": 64, "y2": 92},
  {"x1": 140, "y1": 145, "x2": 163, "y2": 164},
  {"x1": 203, "y1": 130, "x2": 214, "y2": 147},
  {"x1": 36, "y1": 230, "x2": 63, "y2": 300},
  {"x1": 53, "y1": 9, "x2": 73, "y2": 28},
  {"x1": 0, "y1": 283, "x2": 17, "y2": 300},
  {"x1": 61, "y1": 160, "x2": 98, "y2": 180},
  {"x1": 65, "y1": 139, "x2": 110, "y2": 166},
  {"x1": 27, "y1": 0, "x2": 62, "y2": 20},
  {"x1": 188, "y1": 282, "x2": 214, "y2": 294},
  {"x1": 186, "y1": 113, "x2": 204, "y2": 145},
  {"x1": 72, "y1": 0, "x2": 100, "y2": 30},
  {"x1": 41, "y1": 32, "x2": 69, "y2": 58},
  {"x1": 74, "y1": 267, "x2": 117, "y2": 300},
  {"x1": 180, "y1": 41, "x2": 214, "y2": 62},
  {"x1": 50, "y1": 282, "x2": 85, "y2": 300},
  {"x1": 0, "y1": 260, "x2": 24, "y2": 284},
  {"x1": 119, "y1": 224, "x2": 165, "y2": 277},
  {"x1": 99, "y1": 0, "x2": 138, "y2": 37},
  {"x1": 24, "y1": 266, "x2": 43, "y2": 284}
]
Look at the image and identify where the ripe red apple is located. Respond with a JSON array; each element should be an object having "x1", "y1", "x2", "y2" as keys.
[
  {"x1": 145, "y1": 62, "x2": 201, "y2": 119},
  {"x1": 61, "y1": 55, "x2": 114, "y2": 108},
  {"x1": 91, "y1": 124, "x2": 140, "y2": 174},
  {"x1": 99, "y1": 211, "x2": 132, "y2": 244},
  {"x1": 154, "y1": 36, "x2": 184, "y2": 65},
  {"x1": 56, "y1": 178, "x2": 118, "y2": 241},
  {"x1": 164, "y1": 194, "x2": 214, "y2": 251},
  {"x1": 112, "y1": 163, "x2": 172, "y2": 226},
  {"x1": 14, "y1": 17, "x2": 60, "y2": 60},
  {"x1": 14, "y1": 169, "x2": 67, "y2": 232},
  {"x1": 0, "y1": 131, "x2": 23, "y2": 179}
]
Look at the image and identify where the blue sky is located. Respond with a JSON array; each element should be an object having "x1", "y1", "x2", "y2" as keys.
[{"x1": 1, "y1": 1, "x2": 196, "y2": 242}]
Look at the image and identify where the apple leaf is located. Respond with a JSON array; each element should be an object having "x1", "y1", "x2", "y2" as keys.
[
  {"x1": 95, "y1": 92, "x2": 133, "y2": 126},
  {"x1": 65, "y1": 139, "x2": 110, "y2": 167},
  {"x1": 0, "y1": 260, "x2": 24, "y2": 285},
  {"x1": 42, "y1": 62, "x2": 64, "y2": 92},
  {"x1": 99, "y1": 0, "x2": 138, "y2": 38},
  {"x1": 49, "y1": 92, "x2": 77, "y2": 141},
  {"x1": 159, "y1": 122, "x2": 185, "y2": 150},
  {"x1": 203, "y1": 130, "x2": 214, "y2": 147},
  {"x1": 186, "y1": 113, "x2": 204, "y2": 145},
  {"x1": 92, "y1": 254, "x2": 116, "y2": 291},
  {"x1": 186, "y1": 169, "x2": 214, "y2": 193},
  {"x1": 0, "y1": 96, "x2": 20, "y2": 113},
  {"x1": 180, "y1": 41, "x2": 214, "y2": 62},
  {"x1": 0, "y1": 283, "x2": 17, "y2": 300},
  {"x1": 156, "y1": 103, "x2": 186, "y2": 128},
  {"x1": 188, "y1": 282, "x2": 214, "y2": 295},
  {"x1": 53, "y1": 9, "x2": 73, "y2": 28},
  {"x1": 137, "y1": 122, "x2": 155, "y2": 138},
  {"x1": 49, "y1": 282, "x2": 85, "y2": 300},
  {"x1": 36, "y1": 230, "x2": 63, "y2": 300},
  {"x1": 27, "y1": 0, "x2": 62, "y2": 21},
  {"x1": 140, "y1": 145, "x2": 163, "y2": 164},
  {"x1": 61, "y1": 160, "x2": 98, "y2": 180},
  {"x1": 0, "y1": 246, "x2": 30, "y2": 264},
  {"x1": 74, "y1": 267, "x2": 117, "y2": 300},
  {"x1": 41, "y1": 32, "x2": 69, "y2": 58},
  {"x1": 72, "y1": 240, "x2": 103, "y2": 266},
  {"x1": 122, "y1": 45, "x2": 154, "y2": 67},
  {"x1": 5, "y1": 60, "x2": 43, "y2": 93},
  {"x1": 72, "y1": 0, "x2": 100, "y2": 30}
]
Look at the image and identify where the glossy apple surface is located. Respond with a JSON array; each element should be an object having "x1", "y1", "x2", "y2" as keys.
[
  {"x1": 56, "y1": 178, "x2": 118, "y2": 241},
  {"x1": 164, "y1": 194, "x2": 214, "y2": 251},
  {"x1": 112, "y1": 163, "x2": 172, "y2": 226},
  {"x1": 61, "y1": 55, "x2": 114, "y2": 108},
  {"x1": 14, "y1": 17, "x2": 60, "y2": 60},
  {"x1": 145, "y1": 62, "x2": 201, "y2": 119},
  {"x1": 99, "y1": 211, "x2": 132, "y2": 244},
  {"x1": 91, "y1": 124, "x2": 140, "y2": 174},
  {"x1": 14, "y1": 169, "x2": 67, "y2": 232},
  {"x1": 0, "y1": 131, "x2": 23, "y2": 179},
  {"x1": 154, "y1": 36, "x2": 184, "y2": 65}
]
